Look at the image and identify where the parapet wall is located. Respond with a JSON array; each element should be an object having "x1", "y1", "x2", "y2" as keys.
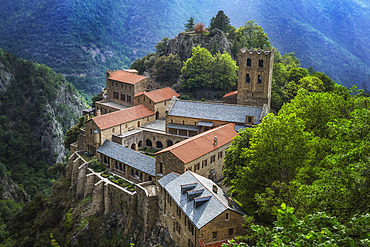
[{"x1": 66, "y1": 152, "x2": 159, "y2": 239}]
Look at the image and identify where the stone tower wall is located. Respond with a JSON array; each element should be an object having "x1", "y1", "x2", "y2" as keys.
[{"x1": 237, "y1": 48, "x2": 274, "y2": 108}]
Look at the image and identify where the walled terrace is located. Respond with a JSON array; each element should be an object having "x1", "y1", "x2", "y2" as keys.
[{"x1": 66, "y1": 151, "x2": 159, "y2": 238}]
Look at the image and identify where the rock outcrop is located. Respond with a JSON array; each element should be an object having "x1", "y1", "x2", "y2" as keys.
[
  {"x1": 0, "y1": 173, "x2": 29, "y2": 203},
  {"x1": 166, "y1": 28, "x2": 233, "y2": 61}
]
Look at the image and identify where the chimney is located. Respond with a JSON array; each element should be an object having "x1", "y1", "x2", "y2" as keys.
[
  {"x1": 228, "y1": 197, "x2": 233, "y2": 207},
  {"x1": 214, "y1": 136, "x2": 218, "y2": 147},
  {"x1": 212, "y1": 184, "x2": 218, "y2": 193}
]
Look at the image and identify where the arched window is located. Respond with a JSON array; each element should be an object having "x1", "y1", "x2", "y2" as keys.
[
  {"x1": 131, "y1": 143, "x2": 136, "y2": 150},
  {"x1": 138, "y1": 141, "x2": 143, "y2": 147},
  {"x1": 166, "y1": 140, "x2": 173, "y2": 147},
  {"x1": 258, "y1": 59, "x2": 263, "y2": 67},
  {"x1": 146, "y1": 139, "x2": 152, "y2": 147},
  {"x1": 245, "y1": 74, "x2": 250, "y2": 83},
  {"x1": 258, "y1": 75, "x2": 262, "y2": 84},
  {"x1": 247, "y1": 58, "x2": 251, "y2": 66},
  {"x1": 156, "y1": 111, "x2": 159, "y2": 119},
  {"x1": 156, "y1": 141, "x2": 163, "y2": 149},
  {"x1": 137, "y1": 121, "x2": 140, "y2": 127}
]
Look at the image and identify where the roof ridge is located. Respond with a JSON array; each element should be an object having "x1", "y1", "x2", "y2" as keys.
[
  {"x1": 157, "y1": 123, "x2": 234, "y2": 154},
  {"x1": 189, "y1": 171, "x2": 229, "y2": 210}
]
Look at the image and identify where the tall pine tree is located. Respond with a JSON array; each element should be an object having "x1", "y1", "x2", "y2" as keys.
[
  {"x1": 209, "y1": 10, "x2": 232, "y2": 32},
  {"x1": 184, "y1": 17, "x2": 195, "y2": 32}
]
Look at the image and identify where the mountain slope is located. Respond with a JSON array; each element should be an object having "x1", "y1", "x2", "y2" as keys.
[
  {"x1": 0, "y1": 48, "x2": 86, "y2": 196},
  {"x1": 217, "y1": 0, "x2": 370, "y2": 88},
  {"x1": 0, "y1": 0, "x2": 368, "y2": 94}
]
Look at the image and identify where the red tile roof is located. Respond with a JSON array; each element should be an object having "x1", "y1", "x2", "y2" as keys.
[
  {"x1": 92, "y1": 105, "x2": 154, "y2": 130},
  {"x1": 108, "y1": 70, "x2": 146, "y2": 85},
  {"x1": 156, "y1": 123, "x2": 237, "y2": 163},
  {"x1": 135, "y1": 87, "x2": 180, "y2": 103},
  {"x1": 223, "y1": 90, "x2": 238, "y2": 98}
]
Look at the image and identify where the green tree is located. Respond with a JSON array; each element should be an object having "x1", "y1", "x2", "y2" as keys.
[
  {"x1": 223, "y1": 128, "x2": 254, "y2": 187},
  {"x1": 155, "y1": 37, "x2": 169, "y2": 56},
  {"x1": 211, "y1": 52, "x2": 238, "y2": 90},
  {"x1": 181, "y1": 46, "x2": 213, "y2": 90},
  {"x1": 209, "y1": 10, "x2": 232, "y2": 33},
  {"x1": 64, "y1": 116, "x2": 85, "y2": 149},
  {"x1": 230, "y1": 21, "x2": 271, "y2": 58},
  {"x1": 230, "y1": 113, "x2": 312, "y2": 216},
  {"x1": 223, "y1": 204, "x2": 370, "y2": 247},
  {"x1": 184, "y1": 16, "x2": 195, "y2": 32},
  {"x1": 153, "y1": 54, "x2": 182, "y2": 83},
  {"x1": 313, "y1": 71, "x2": 335, "y2": 92}
]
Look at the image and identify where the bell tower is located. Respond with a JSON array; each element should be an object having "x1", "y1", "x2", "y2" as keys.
[{"x1": 237, "y1": 48, "x2": 274, "y2": 109}]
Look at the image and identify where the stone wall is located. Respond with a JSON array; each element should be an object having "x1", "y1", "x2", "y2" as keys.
[
  {"x1": 83, "y1": 114, "x2": 156, "y2": 153},
  {"x1": 156, "y1": 151, "x2": 185, "y2": 178},
  {"x1": 95, "y1": 102, "x2": 120, "y2": 115},
  {"x1": 156, "y1": 143, "x2": 230, "y2": 182},
  {"x1": 66, "y1": 152, "x2": 160, "y2": 242},
  {"x1": 199, "y1": 209, "x2": 245, "y2": 244},
  {"x1": 112, "y1": 129, "x2": 187, "y2": 151},
  {"x1": 237, "y1": 48, "x2": 274, "y2": 108}
]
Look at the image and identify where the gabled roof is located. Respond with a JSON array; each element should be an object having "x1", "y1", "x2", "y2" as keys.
[
  {"x1": 158, "y1": 171, "x2": 245, "y2": 229},
  {"x1": 97, "y1": 140, "x2": 155, "y2": 176},
  {"x1": 134, "y1": 87, "x2": 180, "y2": 103},
  {"x1": 92, "y1": 105, "x2": 154, "y2": 130},
  {"x1": 108, "y1": 70, "x2": 146, "y2": 85},
  {"x1": 223, "y1": 90, "x2": 238, "y2": 98},
  {"x1": 168, "y1": 100, "x2": 264, "y2": 125},
  {"x1": 156, "y1": 123, "x2": 237, "y2": 164}
]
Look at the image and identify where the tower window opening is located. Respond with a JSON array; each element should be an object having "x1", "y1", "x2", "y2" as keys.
[
  {"x1": 246, "y1": 74, "x2": 250, "y2": 83},
  {"x1": 247, "y1": 58, "x2": 251, "y2": 67},
  {"x1": 258, "y1": 75, "x2": 262, "y2": 84},
  {"x1": 258, "y1": 59, "x2": 263, "y2": 67}
]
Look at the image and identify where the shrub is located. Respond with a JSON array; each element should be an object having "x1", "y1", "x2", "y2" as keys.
[{"x1": 194, "y1": 23, "x2": 207, "y2": 34}]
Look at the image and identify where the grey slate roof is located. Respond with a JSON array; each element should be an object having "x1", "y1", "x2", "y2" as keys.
[
  {"x1": 97, "y1": 140, "x2": 156, "y2": 176},
  {"x1": 158, "y1": 171, "x2": 245, "y2": 229},
  {"x1": 167, "y1": 123, "x2": 200, "y2": 131},
  {"x1": 197, "y1": 121, "x2": 214, "y2": 127},
  {"x1": 168, "y1": 100, "x2": 263, "y2": 124},
  {"x1": 158, "y1": 172, "x2": 180, "y2": 188}
]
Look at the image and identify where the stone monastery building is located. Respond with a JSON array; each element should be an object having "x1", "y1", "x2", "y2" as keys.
[{"x1": 70, "y1": 48, "x2": 274, "y2": 247}]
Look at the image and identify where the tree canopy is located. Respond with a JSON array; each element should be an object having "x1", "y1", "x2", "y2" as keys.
[
  {"x1": 184, "y1": 16, "x2": 195, "y2": 32},
  {"x1": 181, "y1": 46, "x2": 238, "y2": 91},
  {"x1": 224, "y1": 89, "x2": 370, "y2": 223},
  {"x1": 209, "y1": 10, "x2": 233, "y2": 33}
]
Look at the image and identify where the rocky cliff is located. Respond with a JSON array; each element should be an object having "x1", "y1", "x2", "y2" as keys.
[
  {"x1": 0, "y1": 48, "x2": 87, "y2": 196},
  {"x1": 166, "y1": 28, "x2": 233, "y2": 61}
]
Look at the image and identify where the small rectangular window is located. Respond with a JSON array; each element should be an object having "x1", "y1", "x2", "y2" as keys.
[
  {"x1": 258, "y1": 75, "x2": 262, "y2": 84},
  {"x1": 228, "y1": 228, "x2": 234, "y2": 236},
  {"x1": 258, "y1": 59, "x2": 263, "y2": 67},
  {"x1": 212, "y1": 231, "x2": 217, "y2": 239}
]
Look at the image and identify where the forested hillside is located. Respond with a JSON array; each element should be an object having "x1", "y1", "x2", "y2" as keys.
[
  {"x1": 0, "y1": 0, "x2": 368, "y2": 99},
  {"x1": 0, "y1": 48, "x2": 86, "y2": 196}
]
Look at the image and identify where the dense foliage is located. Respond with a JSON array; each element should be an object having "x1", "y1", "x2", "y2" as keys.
[
  {"x1": 209, "y1": 10, "x2": 233, "y2": 33},
  {"x1": 223, "y1": 204, "x2": 370, "y2": 247},
  {"x1": 224, "y1": 88, "x2": 369, "y2": 222},
  {"x1": 0, "y1": 50, "x2": 71, "y2": 196},
  {"x1": 181, "y1": 46, "x2": 238, "y2": 91}
]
